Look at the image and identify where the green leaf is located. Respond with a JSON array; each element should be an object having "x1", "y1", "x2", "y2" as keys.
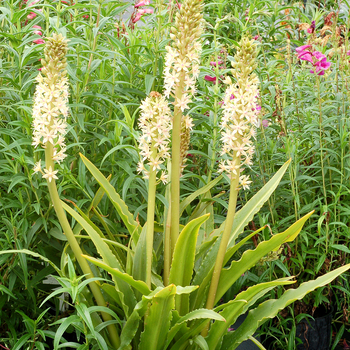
[
  {"x1": 62, "y1": 201, "x2": 136, "y2": 317},
  {"x1": 206, "y1": 278, "x2": 295, "y2": 349},
  {"x1": 83, "y1": 255, "x2": 151, "y2": 296},
  {"x1": 80, "y1": 153, "x2": 140, "y2": 237},
  {"x1": 132, "y1": 223, "x2": 148, "y2": 293},
  {"x1": 222, "y1": 263, "x2": 350, "y2": 350},
  {"x1": 191, "y1": 161, "x2": 291, "y2": 310},
  {"x1": 139, "y1": 285, "x2": 176, "y2": 350},
  {"x1": 165, "y1": 308, "x2": 225, "y2": 348},
  {"x1": 215, "y1": 212, "x2": 313, "y2": 304},
  {"x1": 0, "y1": 285, "x2": 17, "y2": 299},
  {"x1": 169, "y1": 214, "x2": 209, "y2": 315},
  {"x1": 217, "y1": 159, "x2": 291, "y2": 247},
  {"x1": 179, "y1": 176, "x2": 223, "y2": 216},
  {"x1": 330, "y1": 244, "x2": 350, "y2": 254},
  {"x1": 0, "y1": 249, "x2": 60, "y2": 274}
]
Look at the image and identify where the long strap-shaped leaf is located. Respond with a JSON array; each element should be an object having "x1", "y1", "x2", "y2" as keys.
[
  {"x1": 191, "y1": 160, "x2": 291, "y2": 310},
  {"x1": 139, "y1": 285, "x2": 176, "y2": 350},
  {"x1": 206, "y1": 278, "x2": 295, "y2": 349},
  {"x1": 83, "y1": 255, "x2": 151, "y2": 296},
  {"x1": 62, "y1": 202, "x2": 136, "y2": 317},
  {"x1": 215, "y1": 211, "x2": 313, "y2": 305},
  {"x1": 179, "y1": 176, "x2": 223, "y2": 216},
  {"x1": 221, "y1": 263, "x2": 350, "y2": 350},
  {"x1": 213, "y1": 159, "x2": 291, "y2": 247},
  {"x1": 80, "y1": 153, "x2": 141, "y2": 238},
  {"x1": 169, "y1": 214, "x2": 210, "y2": 315}
]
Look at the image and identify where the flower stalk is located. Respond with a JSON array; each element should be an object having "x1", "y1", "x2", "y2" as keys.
[
  {"x1": 162, "y1": 0, "x2": 203, "y2": 265},
  {"x1": 32, "y1": 34, "x2": 120, "y2": 348},
  {"x1": 137, "y1": 91, "x2": 171, "y2": 288},
  {"x1": 204, "y1": 37, "x2": 260, "y2": 325}
]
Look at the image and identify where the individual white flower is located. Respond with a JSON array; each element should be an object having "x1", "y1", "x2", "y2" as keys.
[
  {"x1": 33, "y1": 160, "x2": 42, "y2": 174},
  {"x1": 42, "y1": 166, "x2": 58, "y2": 182}
]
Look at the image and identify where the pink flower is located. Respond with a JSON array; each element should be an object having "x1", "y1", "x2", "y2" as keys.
[
  {"x1": 135, "y1": 0, "x2": 150, "y2": 7},
  {"x1": 32, "y1": 25, "x2": 41, "y2": 29},
  {"x1": 307, "y1": 21, "x2": 315, "y2": 34},
  {"x1": 82, "y1": 14, "x2": 89, "y2": 19},
  {"x1": 132, "y1": 11, "x2": 143, "y2": 23},
  {"x1": 204, "y1": 75, "x2": 216, "y2": 82},
  {"x1": 298, "y1": 51, "x2": 313, "y2": 63},
  {"x1": 138, "y1": 8, "x2": 153, "y2": 14},
  {"x1": 347, "y1": 50, "x2": 350, "y2": 56},
  {"x1": 27, "y1": 11, "x2": 37, "y2": 19},
  {"x1": 34, "y1": 30, "x2": 42, "y2": 35},
  {"x1": 33, "y1": 38, "x2": 45, "y2": 44},
  {"x1": 296, "y1": 45, "x2": 312, "y2": 53},
  {"x1": 210, "y1": 61, "x2": 223, "y2": 67},
  {"x1": 253, "y1": 35, "x2": 260, "y2": 40},
  {"x1": 262, "y1": 119, "x2": 269, "y2": 128},
  {"x1": 311, "y1": 57, "x2": 331, "y2": 75}
]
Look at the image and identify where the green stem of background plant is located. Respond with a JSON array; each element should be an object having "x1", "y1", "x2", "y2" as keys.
[
  {"x1": 44, "y1": 144, "x2": 120, "y2": 348},
  {"x1": 170, "y1": 72, "x2": 185, "y2": 256},
  {"x1": 146, "y1": 163, "x2": 157, "y2": 288},
  {"x1": 203, "y1": 166, "x2": 240, "y2": 335}
]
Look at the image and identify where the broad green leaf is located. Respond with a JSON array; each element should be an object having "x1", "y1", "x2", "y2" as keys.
[
  {"x1": 132, "y1": 223, "x2": 148, "y2": 294},
  {"x1": 0, "y1": 285, "x2": 17, "y2": 299},
  {"x1": 169, "y1": 214, "x2": 209, "y2": 315},
  {"x1": 0, "y1": 249, "x2": 60, "y2": 274},
  {"x1": 214, "y1": 159, "x2": 291, "y2": 247},
  {"x1": 80, "y1": 153, "x2": 140, "y2": 237},
  {"x1": 165, "y1": 309, "x2": 225, "y2": 349},
  {"x1": 215, "y1": 212, "x2": 313, "y2": 304},
  {"x1": 222, "y1": 263, "x2": 350, "y2": 350},
  {"x1": 83, "y1": 255, "x2": 151, "y2": 296},
  {"x1": 206, "y1": 278, "x2": 295, "y2": 349},
  {"x1": 139, "y1": 285, "x2": 176, "y2": 350},
  {"x1": 62, "y1": 202, "x2": 136, "y2": 317},
  {"x1": 191, "y1": 161, "x2": 291, "y2": 310},
  {"x1": 179, "y1": 176, "x2": 223, "y2": 216}
]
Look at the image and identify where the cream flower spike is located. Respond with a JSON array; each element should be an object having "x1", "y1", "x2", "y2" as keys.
[
  {"x1": 32, "y1": 33, "x2": 69, "y2": 179},
  {"x1": 219, "y1": 37, "x2": 260, "y2": 190}
]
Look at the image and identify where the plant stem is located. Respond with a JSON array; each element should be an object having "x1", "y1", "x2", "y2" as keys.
[
  {"x1": 170, "y1": 72, "x2": 185, "y2": 256},
  {"x1": 203, "y1": 167, "x2": 240, "y2": 334},
  {"x1": 146, "y1": 165, "x2": 157, "y2": 288},
  {"x1": 44, "y1": 145, "x2": 120, "y2": 348}
]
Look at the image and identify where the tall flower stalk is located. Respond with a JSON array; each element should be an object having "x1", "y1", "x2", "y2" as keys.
[
  {"x1": 31, "y1": 34, "x2": 120, "y2": 348},
  {"x1": 162, "y1": 0, "x2": 203, "y2": 268},
  {"x1": 205, "y1": 37, "x2": 260, "y2": 321},
  {"x1": 137, "y1": 91, "x2": 171, "y2": 288}
]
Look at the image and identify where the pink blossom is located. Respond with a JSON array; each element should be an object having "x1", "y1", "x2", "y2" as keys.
[
  {"x1": 311, "y1": 57, "x2": 331, "y2": 75},
  {"x1": 347, "y1": 50, "x2": 350, "y2": 56},
  {"x1": 262, "y1": 119, "x2": 269, "y2": 128},
  {"x1": 210, "y1": 61, "x2": 223, "y2": 67},
  {"x1": 296, "y1": 45, "x2": 312, "y2": 53},
  {"x1": 61, "y1": 0, "x2": 69, "y2": 4},
  {"x1": 33, "y1": 38, "x2": 45, "y2": 44},
  {"x1": 135, "y1": 0, "x2": 150, "y2": 7},
  {"x1": 132, "y1": 11, "x2": 143, "y2": 23},
  {"x1": 27, "y1": 12, "x2": 37, "y2": 19},
  {"x1": 298, "y1": 51, "x2": 313, "y2": 63},
  {"x1": 34, "y1": 30, "x2": 42, "y2": 35},
  {"x1": 230, "y1": 94, "x2": 235, "y2": 100},
  {"x1": 32, "y1": 25, "x2": 41, "y2": 29},
  {"x1": 219, "y1": 101, "x2": 224, "y2": 106},
  {"x1": 138, "y1": 8, "x2": 153, "y2": 14},
  {"x1": 253, "y1": 35, "x2": 260, "y2": 40},
  {"x1": 307, "y1": 21, "x2": 315, "y2": 34},
  {"x1": 204, "y1": 75, "x2": 216, "y2": 82},
  {"x1": 82, "y1": 14, "x2": 89, "y2": 19}
]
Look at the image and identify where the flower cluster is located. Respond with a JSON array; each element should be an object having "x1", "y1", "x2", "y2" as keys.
[
  {"x1": 131, "y1": 0, "x2": 153, "y2": 24},
  {"x1": 163, "y1": 0, "x2": 203, "y2": 170},
  {"x1": 218, "y1": 37, "x2": 260, "y2": 190},
  {"x1": 296, "y1": 44, "x2": 331, "y2": 75},
  {"x1": 137, "y1": 92, "x2": 172, "y2": 184},
  {"x1": 32, "y1": 34, "x2": 69, "y2": 182}
]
